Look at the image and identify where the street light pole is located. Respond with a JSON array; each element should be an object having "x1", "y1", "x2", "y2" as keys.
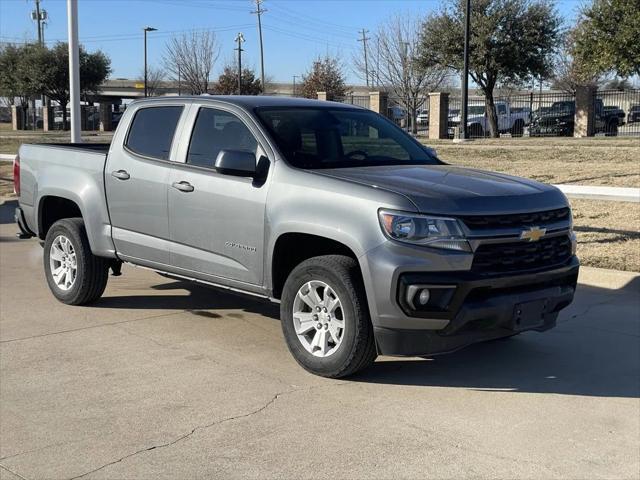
[
  {"x1": 67, "y1": 0, "x2": 81, "y2": 142},
  {"x1": 143, "y1": 26, "x2": 157, "y2": 98},
  {"x1": 460, "y1": 0, "x2": 471, "y2": 140},
  {"x1": 293, "y1": 75, "x2": 299, "y2": 97},
  {"x1": 235, "y1": 33, "x2": 245, "y2": 95}
]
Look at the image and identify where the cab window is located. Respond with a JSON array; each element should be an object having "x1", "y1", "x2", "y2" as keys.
[
  {"x1": 125, "y1": 106, "x2": 183, "y2": 160},
  {"x1": 187, "y1": 108, "x2": 258, "y2": 169}
]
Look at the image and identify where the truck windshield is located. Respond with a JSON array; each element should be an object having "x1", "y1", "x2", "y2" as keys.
[{"x1": 255, "y1": 107, "x2": 438, "y2": 169}]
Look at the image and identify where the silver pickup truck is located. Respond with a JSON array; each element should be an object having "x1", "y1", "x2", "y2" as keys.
[{"x1": 14, "y1": 96, "x2": 579, "y2": 378}]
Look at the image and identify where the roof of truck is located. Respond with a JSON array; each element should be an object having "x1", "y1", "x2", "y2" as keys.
[{"x1": 132, "y1": 95, "x2": 363, "y2": 110}]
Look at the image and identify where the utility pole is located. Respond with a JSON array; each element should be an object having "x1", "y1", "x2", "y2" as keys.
[
  {"x1": 235, "y1": 33, "x2": 245, "y2": 95},
  {"x1": 293, "y1": 75, "x2": 299, "y2": 96},
  {"x1": 67, "y1": 0, "x2": 81, "y2": 142},
  {"x1": 459, "y1": 0, "x2": 471, "y2": 141},
  {"x1": 251, "y1": 0, "x2": 267, "y2": 92},
  {"x1": 31, "y1": 0, "x2": 48, "y2": 128},
  {"x1": 143, "y1": 26, "x2": 157, "y2": 98},
  {"x1": 358, "y1": 29, "x2": 370, "y2": 88}
]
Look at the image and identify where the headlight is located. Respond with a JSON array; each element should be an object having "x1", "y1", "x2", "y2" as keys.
[{"x1": 378, "y1": 209, "x2": 471, "y2": 252}]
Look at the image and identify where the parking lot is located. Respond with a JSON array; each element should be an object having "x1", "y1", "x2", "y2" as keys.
[{"x1": 0, "y1": 198, "x2": 638, "y2": 479}]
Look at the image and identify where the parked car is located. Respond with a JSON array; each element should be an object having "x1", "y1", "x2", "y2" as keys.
[
  {"x1": 529, "y1": 99, "x2": 621, "y2": 137},
  {"x1": 14, "y1": 96, "x2": 579, "y2": 378},
  {"x1": 448, "y1": 101, "x2": 529, "y2": 137},
  {"x1": 416, "y1": 109, "x2": 429, "y2": 126},
  {"x1": 602, "y1": 105, "x2": 626, "y2": 126},
  {"x1": 627, "y1": 105, "x2": 640, "y2": 123}
]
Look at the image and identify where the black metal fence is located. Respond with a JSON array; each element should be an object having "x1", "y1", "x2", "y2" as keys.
[
  {"x1": 336, "y1": 94, "x2": 370, "y2": 109},
  {"x1": 595, "y1": 89, "x2": 640, "y2": 137},
  {"x1": 448, "y1": 91, "x2": 576, "y2": 138},
  {"x1": 386, "y1": 95, "x2": 429, "y2": 133}
]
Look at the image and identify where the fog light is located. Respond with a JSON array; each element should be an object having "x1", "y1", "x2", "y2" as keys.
[
  {"x1": 403, "y1": 283, "x2": 457, "y2": 312},
  {"x1": 417, "y1": 288, "x2": 430, "y2": 306}
]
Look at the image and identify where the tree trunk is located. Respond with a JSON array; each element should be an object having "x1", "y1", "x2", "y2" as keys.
[
  {"x1": 410, "y1": 106, "x2": 418, "y2": 134},
  {"x1": 485, "y1": 93, "x2": 499, "y2": 138}
]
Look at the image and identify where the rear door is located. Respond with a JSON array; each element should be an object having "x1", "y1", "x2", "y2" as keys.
[
  {"x1": 105, "y1": 103, "x2": 188, "y2": 266},
  {"x1": 167, "y1": 104, "x2": 271, "y2": 286}
]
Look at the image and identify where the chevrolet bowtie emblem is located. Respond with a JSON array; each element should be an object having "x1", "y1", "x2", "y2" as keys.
[{"x1": 520, "y1": 226, "x2": 546, "y2": 242}]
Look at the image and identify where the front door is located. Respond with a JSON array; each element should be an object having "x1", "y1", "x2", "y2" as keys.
[
  {"x1": 167, "y1": 106, "x2": 269, "y2": 286},
  {"x1": 105, "y1": 104, "x2": 185, "y2": 266}
]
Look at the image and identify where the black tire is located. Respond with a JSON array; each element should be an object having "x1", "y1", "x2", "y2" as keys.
[
  {"x1": 605, "y1": 120, "x2": 618, "y2": 136},
  {"x1": 511, "y1": 119, "x2": 524, "y2": 137},
  {"x1": 43, "y1": 218, "x2": 109, "y2": 305},
  {"x1": 280, "y1": 255, "x2": 377, "y2": 378},
  {"x1": 469, "y1": 123, "x2": 484, "y2": 138}
]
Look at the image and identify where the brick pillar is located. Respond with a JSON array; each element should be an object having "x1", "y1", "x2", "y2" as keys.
[
  {"x1": 42, "y1": 107, "x2": 54, "y2": 131},
  {"x1": 99, "y1": 102, "x2": 113, "y2": 132},
  {"x1": 11, "y1": 106, "x2": 25, "y2": 130},
  {"x1": 428, "y1": 92, "x2": 449, "y2": 140},
  {"x1": 574, "y1": 86, "x2": 595, "y2": 138},
  {"x1": 369, "y1": 91, "x2": 389, "y2": 117},
  {"x1": 317, "y1": 91, "x2": 328, "y2": 101}
]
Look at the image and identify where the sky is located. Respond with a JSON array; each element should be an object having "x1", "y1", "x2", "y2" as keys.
[{"x1": 0, "y1": 0, "x2": 584, "y2": 84}]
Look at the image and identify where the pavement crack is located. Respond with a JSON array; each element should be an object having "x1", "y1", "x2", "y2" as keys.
[
  {"x1": 67, "y1": 389, "x2": 295, "y2": 480},
  {"x1": 0, "y1": 463, "x2": 30, "y2": 480},
  {"x1": 0, "y1": 311, "x2": 187, "y2": 344}
]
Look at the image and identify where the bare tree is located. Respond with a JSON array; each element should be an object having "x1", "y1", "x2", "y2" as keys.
[
  {"x1": 376, "y1": 15, "x2": 448, "y2": 134},
  {"x1": 550, "y1": 30, "x2": 600, "y2": 94},
  {"x1": 138, "y1": 67, "x2": 165, "y2": 97},
  {"x1": 164, "y1": 31, "x2": 220, "y2": 95}
]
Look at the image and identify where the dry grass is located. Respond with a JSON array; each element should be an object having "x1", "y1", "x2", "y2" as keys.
[
  {"x1": 570, "y1": 199, "x2": 640, "y2": 272},
  {"x1": 424, "y1": 136, "x2": 640, "y2": 188}
]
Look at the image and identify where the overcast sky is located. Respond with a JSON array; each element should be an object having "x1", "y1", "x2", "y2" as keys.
[{"x1": 0, "y1": 0, "x2": 583, "y2": 84}]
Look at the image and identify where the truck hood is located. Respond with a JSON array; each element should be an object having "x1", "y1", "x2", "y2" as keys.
[{"x1": 317, "y1": 164, "x2": 567, "y2": 215}]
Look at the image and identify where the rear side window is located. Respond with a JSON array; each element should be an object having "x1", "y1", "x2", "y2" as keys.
[{"x1": 125, "y1": 106, "x2": 183, "y2": 160}]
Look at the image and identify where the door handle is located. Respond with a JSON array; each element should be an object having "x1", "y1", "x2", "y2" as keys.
[
  {"x1": 111, "y1": 169, "x2": 130, "y2": 180},
  {"x1": 172, "y1": 181, "x2": 195, "y2": 193}
]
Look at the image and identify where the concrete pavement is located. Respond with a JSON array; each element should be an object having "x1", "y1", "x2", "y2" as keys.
[{"x1": 0, "y1": 199, "x2": 638, "y2": 479}]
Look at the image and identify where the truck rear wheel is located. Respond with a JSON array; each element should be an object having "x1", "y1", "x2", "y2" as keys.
[
  {"x1": 280, "y1": 255, "x2": 377, "y2": 378},
  {"x1": 43, "y1": 218, "x2": 109, "y2": 305}
]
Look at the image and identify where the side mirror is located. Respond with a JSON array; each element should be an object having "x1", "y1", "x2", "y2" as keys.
[{"x1": 214, "y1": 149, "x2": 257, "y2": 177}]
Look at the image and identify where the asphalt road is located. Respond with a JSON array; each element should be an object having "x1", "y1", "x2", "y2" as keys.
[{"x1": 1, "y1": 199, "x2": 639, "y2": 480}]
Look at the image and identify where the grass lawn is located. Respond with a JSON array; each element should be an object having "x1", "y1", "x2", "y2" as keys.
[{"x1": 424, "y1": 136, "x2": 640, "y2": 188}]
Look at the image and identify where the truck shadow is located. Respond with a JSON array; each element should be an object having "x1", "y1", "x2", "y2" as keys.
[
  {"x1": 353, "y1": 278, "x2": 640, "y2": 399},
  {"x1": 0, "y1": 199, "x2": 17, "y2": 224},
  {"x1": 93, "y1": 279, "x2": 280, "y2": 320}
]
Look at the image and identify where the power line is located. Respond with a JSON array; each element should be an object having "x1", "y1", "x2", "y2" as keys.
[{"x1": 251, "y1": 0, "x2": 267, "y2": 91}]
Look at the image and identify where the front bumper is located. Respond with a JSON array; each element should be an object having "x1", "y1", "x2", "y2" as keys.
[
  {"x1": 361, "y1": 237, "x2": 579, "y2": 356},
  {"x1": 529, "y1": 123, "x2": 573, "y2": 137}
]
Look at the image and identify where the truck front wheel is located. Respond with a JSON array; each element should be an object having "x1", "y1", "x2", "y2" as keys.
[
  {"x1": 43, "y1": 218, "x2": 109, "y2": 305},
  {"x1": 280, "y1": 255, "x2": 377, "y2": 378}
]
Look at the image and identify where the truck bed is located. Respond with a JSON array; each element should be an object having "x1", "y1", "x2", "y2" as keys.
[
  {"x1": 38, "y1": 142, "x2": 111, "y2": 153},
  {"x1": 17, "y1": 142, "x2": 114, "y2": 257}
]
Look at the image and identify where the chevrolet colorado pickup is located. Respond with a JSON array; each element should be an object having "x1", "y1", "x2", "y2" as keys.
[{"x1": 14, "y1": 96, "x2": 579, "y2": 378}]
